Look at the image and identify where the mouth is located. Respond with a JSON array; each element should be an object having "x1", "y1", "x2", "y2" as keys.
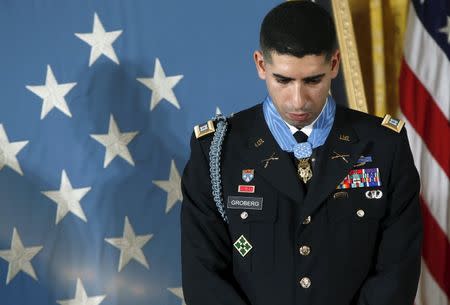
[{"x1": 287, "y1": 112, "x2": 310, "y2": 122}]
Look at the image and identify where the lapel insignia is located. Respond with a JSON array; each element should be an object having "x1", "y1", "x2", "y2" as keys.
[
  {"x1": 365, "y1": 189, "x2": 383, "y2": 199},
  {"x1": 194, "y1": 120, "x2": 215, "y2": 139},
  {"x1": 242, "y1": 169, "x2": 254, "y2": 182},
  {"x1": 337, "y1": 168, "x2": 382, "y2": 189},
  {"x1": 234, "y1": 235, "x2": 253, "y2": 257},
  {"x1": 331, "y1": 151, "x2": 350, "y2": 163},
  {"x1": 238, "y1": 185, "x2": 255, "y2": 193},
  {"x1": 261, "y1": 152, "x2": 279, "y2": 168},
  {"x1": 339, "y1": 134, "x2": 350, "y2": 142},
  {"x1": 355, "y1": 155, "x2": 372, "y2": 167},
  {"x1": 381, "y1": 114, "x2": 404, "y2": 133},
  {"x1": 333, "y1": 191, "x2": 348, "y2": 200},
  {"x1": 254, "y1": 138, "x2": 264, "y2": 148}
]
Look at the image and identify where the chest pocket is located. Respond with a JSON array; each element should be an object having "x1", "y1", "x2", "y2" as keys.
[
  {"x1": 327, "y1": 188, "x2": 386, "y2": 223},
  {"x1": 326, "y1": 188, "x2": 386, "y2": 270},
  {"x1": 226, "y1": 191, "x2": 278, "y2": 274}
]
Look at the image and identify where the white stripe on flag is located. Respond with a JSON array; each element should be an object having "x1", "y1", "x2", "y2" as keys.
[
  {"x1": 403, "y1": 3, "x2": 450, "y2": 121},
  {"x1": 403, "y1": 116, "x2": 450, "y2": 239},
  {"x1": 415, "y1": 259, "x2": 449, "y2": 305}
]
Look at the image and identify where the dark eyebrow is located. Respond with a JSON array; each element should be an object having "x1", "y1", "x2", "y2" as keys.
[
  {"x1": 302, "y1": 73, "x2": 325, "y2": 82},
  {"x1": 272, "y1": 73, "x2": 294, "y2": 81},
  {"x1": 272, "y1": 73, "x2": 326, "y2": 82}
]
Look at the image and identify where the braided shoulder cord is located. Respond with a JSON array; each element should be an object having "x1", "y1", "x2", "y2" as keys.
[{"x1": 209, "y1": 114, "x2": 229, "y2": 223}]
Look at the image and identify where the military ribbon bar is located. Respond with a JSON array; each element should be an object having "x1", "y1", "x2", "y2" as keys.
[{"x1": 337, "y1": 168, "x2": 381, "y2": 189}]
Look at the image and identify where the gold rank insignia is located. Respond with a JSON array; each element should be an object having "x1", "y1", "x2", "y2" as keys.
[
  {"x1": 381, "y1": 114, "x2": 404, "y2": 133},
  {"x1": 194, "y1": 120, "x2": 215, "y2": 139}
]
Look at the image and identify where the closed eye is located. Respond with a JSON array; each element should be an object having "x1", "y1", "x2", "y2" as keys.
[{"x1": 303, "y1": 74, "x2": 325, "y2": 84}]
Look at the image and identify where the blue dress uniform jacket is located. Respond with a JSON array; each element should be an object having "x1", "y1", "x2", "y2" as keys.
[{"x1": 181, "y1": 103, "x2": 422, "y2": 305}]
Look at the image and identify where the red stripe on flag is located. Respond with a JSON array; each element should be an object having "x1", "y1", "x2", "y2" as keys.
[
  {"x1": 399, "y1": 60, "x2": 450, "y2": 178},
  {"x1": 420, "y1": 196, "x2": 450, "y2": 299}
]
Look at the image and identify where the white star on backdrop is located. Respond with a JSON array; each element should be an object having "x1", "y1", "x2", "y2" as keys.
[
  {"x1": 168, "y1": 287, "x2": 186, "y2": 305},
  {"x1": 153, "y1": 160, "x2": 183, "y2": 213},
  {"x1": 26, "y1": 65, "x2": 77, "y2": 119},
  {"x1": 0, "y1": 124, "x2": 28, "y2": 176},
  {"x1": 439, "y1": 16, "x2": 450, "y2": 44},
  {"x1": 90, "y1": 114, "x2": 138, "y2": 168},
  {"x1": 105, "y1": 216, "x2": 153, "y2": 272},
  {"x1": 57, "y1": 278, "x2": 106, "y2": 305},
  {"x1": 75, "y1": 13, "x2": 123, "y2": 66},
  {"x1": 0, "y1": 228, "x2": 43, "y2": 284},
  {"x1": 137, "y1": 58, "x2": 183, "y2": 111},
  {"x1": 42, "y1": 170, "x2": 92, "y2": 225}
]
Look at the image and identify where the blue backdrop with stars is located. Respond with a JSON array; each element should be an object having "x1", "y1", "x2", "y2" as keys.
[{"x1": 0, "y1": 1, "x2": 279, "y2": 304}]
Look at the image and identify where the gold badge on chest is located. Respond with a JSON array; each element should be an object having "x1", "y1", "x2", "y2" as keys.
[{"x1": 297, "y1": 158, "x2": 312, "y2": 183}]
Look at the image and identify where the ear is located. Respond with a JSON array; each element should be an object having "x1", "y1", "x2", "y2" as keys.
[
  {"x1": 254, "y1": 50, "x2": 267, "y2": 80},
  {"x1": 330, "y1": 49, "x2": 340, "y2": 79}
]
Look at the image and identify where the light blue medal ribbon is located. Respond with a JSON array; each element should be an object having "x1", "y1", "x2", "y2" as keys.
[{"x1": 263, "y1": 95, "x2": 336, "y2": 159}]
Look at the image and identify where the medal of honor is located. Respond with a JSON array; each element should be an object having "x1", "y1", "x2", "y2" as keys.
[{"x1": 297, "y1": 158, "x2": 312, "y2": 183}]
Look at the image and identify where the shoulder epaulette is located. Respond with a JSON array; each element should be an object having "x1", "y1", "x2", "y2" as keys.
[
  {"x1": 381, "y1": 114, "x2": 404, "y2": 133},
  {"x1": 194, "y1": 120, "x2": 216, "y2": 139}
]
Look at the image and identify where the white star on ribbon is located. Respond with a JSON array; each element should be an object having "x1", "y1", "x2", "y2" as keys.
[
  {"x1": 137, "y1": 58, "x2": 183, "y2": 111},
  {"x1": 439, "y1": 16, "x2": 450, "y2": 44},
  {"x1": 168, "y1": 287, "x2": 186, "y2": 305},
  {"x1": 0, "y1": 124, "x2": 28, "y2": 176},
  {"x1": 105, "y1": 216, "x2": 153, "y2": 272},
  {"x1": 90, "y1": 114, "x2": 138, "y2": 168},
  {"x1": 75, "y1": 13, "x2": 123, "y2": 66},
  {"x1": 26, "y1": 65, "x2": 77, "y2": 119},
  {"x1": 153, "y1": 160, "x2": 183, "y2": 213},
  {"x1": 42, "y1": 170, "x2": 91, "y2": 225},
  {"x1": 0, "y1": 228, "x2": 43, "y2": 284},
  {"x1": 57, "y1": 278, "x2": 106, "y2": 305}
]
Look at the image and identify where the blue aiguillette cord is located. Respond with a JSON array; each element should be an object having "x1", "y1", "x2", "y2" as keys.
[{"x1": 263, "y1": 95, "x2": 336, "y2": 159}]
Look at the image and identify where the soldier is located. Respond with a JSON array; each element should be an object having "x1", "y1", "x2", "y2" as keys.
[{"x1": 181, "y1": 1, "x2": 422, "y2": 305}]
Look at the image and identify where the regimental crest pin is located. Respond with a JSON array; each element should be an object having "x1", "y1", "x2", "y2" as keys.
[
  {"x1": 242, "y1": 169, "x2": 254, "y2": 183},
  {"x1": 234, "y1": 235, "x2": 253, "y2": 257}
]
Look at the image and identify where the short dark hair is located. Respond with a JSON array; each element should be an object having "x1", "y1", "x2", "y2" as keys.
[{"x1": 260, "y1": 1, "x2": 337, "y2": 62}]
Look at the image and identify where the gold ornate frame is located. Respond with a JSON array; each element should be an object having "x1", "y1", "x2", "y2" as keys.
[{"x1": 331, "y1": 0, "x2": 368, "y2": 112}]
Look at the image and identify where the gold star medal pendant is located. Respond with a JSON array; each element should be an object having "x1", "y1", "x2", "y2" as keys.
[{"x1": 294, "y1": 142, "x2": 313, "y2": 183}]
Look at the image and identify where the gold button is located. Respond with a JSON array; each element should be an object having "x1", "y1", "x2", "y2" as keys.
[
  {"x1": 356, "y1": 209, "x2": 365, "y2": 218},
  {"x1": 302, "y1": 216, "x2": 311, "y2": 224},
  {"x1": 240, "y1": 211, "x2": 248, "y2": 219},
  {"x1": 299, "y1": 277, "x2": 311, "y2": 288},
  {"x1": 299, "y1": 245, "x2": 311, "y2": 256}
]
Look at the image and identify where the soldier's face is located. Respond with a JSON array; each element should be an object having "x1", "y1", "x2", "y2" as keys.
[{"x1": 254, "y1": 50, "x2": 340, "y2": 129}]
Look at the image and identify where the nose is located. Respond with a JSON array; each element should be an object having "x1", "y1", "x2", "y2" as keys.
[{"x1": 292, "y1": 83, "x2": 306, "y2": 111}]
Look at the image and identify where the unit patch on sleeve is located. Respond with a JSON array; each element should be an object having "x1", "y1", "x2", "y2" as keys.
[{"x1": 234, "y1": 235, "x2": 253, "y2": 257}]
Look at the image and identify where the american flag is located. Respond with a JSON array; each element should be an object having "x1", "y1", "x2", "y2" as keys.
[
  {"x1": 399, "y1": 0, "x2": 450, "y2": 304},
  {"x1": 0, "y1": 1, "x2": 279, "y2": 304}
]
